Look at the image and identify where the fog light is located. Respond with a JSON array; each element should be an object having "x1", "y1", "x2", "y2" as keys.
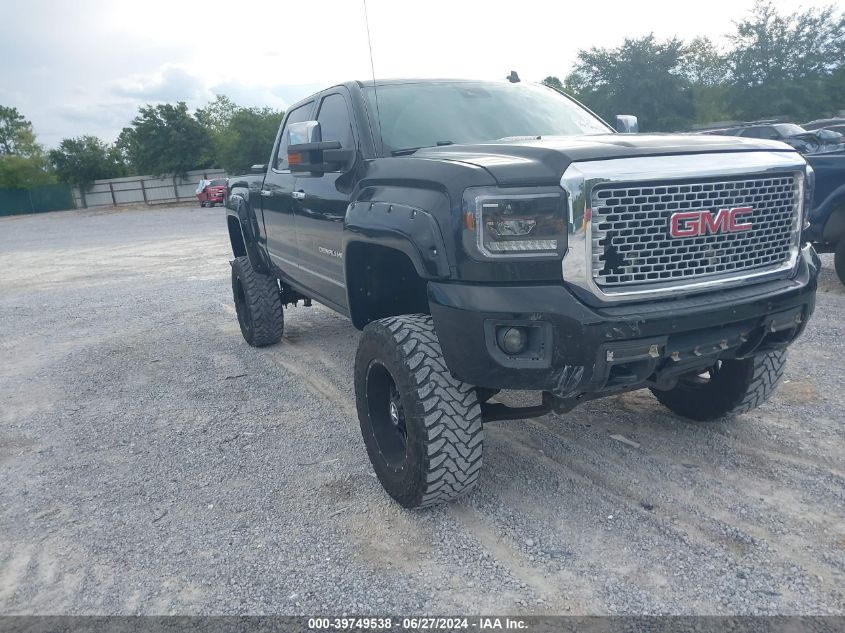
[{"x1": 497, "y1": 326, "x2": 528, "y2": 355}]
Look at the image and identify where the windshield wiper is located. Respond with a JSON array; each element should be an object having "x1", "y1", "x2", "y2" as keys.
[{"x1": 390, "y1": 141, "x2": 454, "y2": 156}]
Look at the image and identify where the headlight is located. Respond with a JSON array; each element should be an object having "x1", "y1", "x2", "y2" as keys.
[{"x1": 462, "y1": 186, "x2": 567, "y2": 260}]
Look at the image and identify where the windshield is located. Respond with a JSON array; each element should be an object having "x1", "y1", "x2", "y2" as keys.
[
  {"x1": 363, "y1": 81, "x2": 612, "y2": 154},
  {"x1": 209, "y1": 179, "x2": 227, "y2": 186},
  {"x1": 774, "y1": 123, "x2": 807, "y2": 137}
]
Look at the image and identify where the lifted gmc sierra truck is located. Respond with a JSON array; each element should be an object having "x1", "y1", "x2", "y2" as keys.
[{"x1": 224, "y1": 78, "x2": 819, "y2": 508}]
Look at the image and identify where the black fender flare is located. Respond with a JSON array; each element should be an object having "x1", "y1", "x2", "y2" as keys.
[
  {"x1": 822, "y1": 205, "x2": 845, "y2": 244},
  {"x1": 226, "y1": 190, "x2": 273, "y2": 274},
  {"x1": 342, "y1": 200, "x2": 451, "y2": 280},
  {"x1": 818, "y1": 187, "x2": 845, "y2": 244}
]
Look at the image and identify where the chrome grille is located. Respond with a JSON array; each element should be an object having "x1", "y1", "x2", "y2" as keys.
[{"x1": 590, "y1": 173, "x2": 800, "y2": 288}]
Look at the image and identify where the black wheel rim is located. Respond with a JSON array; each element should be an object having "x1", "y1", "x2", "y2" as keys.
[
  {"x1": 365, "y1": 361, "x2": 408, "y2": 469},
  {"x1": 679, "y1": 360, "x2": 722, "y2": 387},
  {"x1": 234, "y1": 276, "x2": 253, "y2": 337}
]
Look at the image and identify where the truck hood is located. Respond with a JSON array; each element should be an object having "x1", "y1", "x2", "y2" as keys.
[{"x1": 412, "y1": 134, "x2": 798, "y2": 186}]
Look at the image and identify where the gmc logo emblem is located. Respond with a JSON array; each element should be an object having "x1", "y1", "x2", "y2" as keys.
[{"x1": 670, "y1": 206, "x2": 753, "y2": 238}]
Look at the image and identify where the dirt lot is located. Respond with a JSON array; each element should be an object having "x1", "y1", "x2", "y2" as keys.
[{"x1": 0, "y1": 205, "x2": 843, "y2": 615}]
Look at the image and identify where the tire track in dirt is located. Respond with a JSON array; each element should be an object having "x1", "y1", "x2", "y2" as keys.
[
  {"x1": 493, "y1": 417, "x2": 844, "y2": 588},
  {"x1": 217, "y1": 301, "x2": 358, "y2": 421},
  {"x1": 0, "y1": 548, "x2": 33, "y2": 607},
  {"x1": 478, "y1": 424, "x2": 811, "y2": 611},
  {"x1": 448, "y1": 503, "x2": 600, "y2": 613},
  {"x1": 0, "y1": 544, "x2": 90, "y2": 613},
  {"x1": 264, "y1": 347, "x2": 358, "y2": 421},
  {"x1": 613, "y1": 390, "x2": 844, "y2": 478},
  {"x1": 531, "y1": 405, "x2": 845, "y2": 544}
]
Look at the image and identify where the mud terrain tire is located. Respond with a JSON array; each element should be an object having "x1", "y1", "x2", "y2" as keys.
[
  {"x1": 355, "y1": 314, "x2": 483, "y2": 508},
  {"x1": 231, "y1": 256, "x2": 284, "y2": 347},
  {"x1": 650, "y1": 350, "x2": 787, "y2": 421}
]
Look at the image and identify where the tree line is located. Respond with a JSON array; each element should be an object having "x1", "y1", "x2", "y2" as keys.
[
  {"x1": 545, "y1": 1, "x2": 844, "y2": 132},
  {"x1": 0, "y1": 96, "x2": 283, "y2": 190},
  {"x1": 1, "y1": 1, "x2": 842, "y2": 192}
]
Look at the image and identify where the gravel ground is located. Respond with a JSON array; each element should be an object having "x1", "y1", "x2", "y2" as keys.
[{"x1": 0, "y1": 205, "x2": 843, "y2": 616}]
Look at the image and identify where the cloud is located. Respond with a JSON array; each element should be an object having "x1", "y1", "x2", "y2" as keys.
[
  {"x1": 3, "y1": 0, "x2": 836, "y2": 150},
  {"x1": 205, "y1": 81, "x2": 327, "y2": 113},
  {"x1": 56, "y1": 101, "x2": 139, "y2": 128},
  {"x1": 207, "y1": 81, "x2": 289, "y2": 111},
  {"x1": 270, "y1": 83, "x2": 329, "y2": 105},
  {"x1": 112, "y1": 65, "x2": 211, "y2": 104}
]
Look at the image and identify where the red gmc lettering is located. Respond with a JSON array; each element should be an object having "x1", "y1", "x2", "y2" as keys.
[
  {"x1": 670, "y1": 207, "x2": 754, "y2": 238},
  {"x1": 669, "y1": 211, "x2": 702, "y2": 238},
  {"x1": 728, "y1": 206, "x2": 753, "y2": 231},
  {"x1": 700, "y1": 209, "x2": 731, "y2": 234}
]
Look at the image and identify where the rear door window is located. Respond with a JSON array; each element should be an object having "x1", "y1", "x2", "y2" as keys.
[{"x1": 316, "y1": 93, "x2": 354, "y2": 148}]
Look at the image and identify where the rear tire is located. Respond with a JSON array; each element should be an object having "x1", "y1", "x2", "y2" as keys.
[
  {"x1": 650, "y1": 350, "x2": 787, "y2": 421},
  {"x1": 354, "y1": 314, "x2": 483, "y2": 508},
  {"x1": 231, "y1": 256, "x2": 284, "y2": 347},
  {"x1": 835, "y1": 239, "x2": 845, "y2": 286}
]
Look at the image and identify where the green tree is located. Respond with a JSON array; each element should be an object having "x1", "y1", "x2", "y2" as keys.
[
  {"x1": 216, "y1": 107, "x2": 283, "y2": 175},
  {"x1": 0, "y1": 105, "x2": 53, "y2": 188},
  {"x1": 826, "y1": 65, "x2": 845, "y2": 113},
  {"x1": 120, "y1": 102, "x2": 213, "y2": 176},
  {"x1": 541, "y1": 76, "x2": 565, "y2": 92},
  {"x1": 196, "y1": 94, "x2": 240, "y2": 167},
  {"x1": 0, "y1": 105, "x2": 40, "y2": 157},
  {"x1": 726, "y1": 1, "x2": 845, "y2": 120},
  {"x1": 0, "y1": 155, "x2": 54, "y2": 188},
  {"x1": 113, "y1": 128, "x2": 134, "y2": 169},
  {"x1": 564, "y1": 34, "x2": 696, "y2": 131},
  {"x1": 730, "y1": 1, "x2": 843, "y2": 85},
  {"x1": 196, "y1": 94, "x2": 238, "y2": 134},
  {"x1": 682, "y1": 38, "x2": 732, "y2": 124},
  {"x1": 49, "y1": 135, "x2": 126, "y2": 188},
  {"x1": 684, "y1": 37, "x2": 729, "y2": 87}
]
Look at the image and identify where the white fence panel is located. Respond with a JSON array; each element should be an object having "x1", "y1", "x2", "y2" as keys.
[{"x1": 72, "y1": 169, "x2": 229, "y2": 208}]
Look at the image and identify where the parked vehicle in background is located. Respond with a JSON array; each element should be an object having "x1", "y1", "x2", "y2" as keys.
[
  {"x1": 804, "y1": 153, "x2": 845, "y2": 285},
  {"x1": 223, "y1": 78, "x2": 818, "y2": 508},
  {"x1": 196, "y1": 178, "x2": 228, "y2": 207},
  {"x1": 702, "y1": 122, "x2": 843, "y2": 155},
  {"x1": 803, "y1": 118, "x2": 845, "y2": 136}
]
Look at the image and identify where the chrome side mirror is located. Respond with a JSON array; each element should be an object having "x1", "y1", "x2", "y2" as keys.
[
  {"x1": 615, "y1": 115, "x2": 639, "y2": 134},
  {"x1": 288, "y1": 120, "x2": 321, "y2": 145}
]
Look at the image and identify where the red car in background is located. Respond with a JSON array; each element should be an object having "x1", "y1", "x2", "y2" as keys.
[{"x1": 196, "y1": 178, "x2": 227, "y2": 207}]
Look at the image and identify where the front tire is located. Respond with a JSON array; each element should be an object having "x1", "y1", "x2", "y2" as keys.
[
  {"x1": 231, "y1": 256, "x2": 284, "y2": 347},
  {"x1": 835, "y1": 239, "x2": 845, "y2": 286},
  {"x1": 650, "y1": 350, "x2": 787, "y2": 421},
  {"x1": 354, "y1": 314, "x2": 483, "y2": 508}
]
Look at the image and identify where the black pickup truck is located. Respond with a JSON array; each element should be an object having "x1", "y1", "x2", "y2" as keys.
[{"x1": 225, "y1": 79, "x2": 819, "y2": 508}]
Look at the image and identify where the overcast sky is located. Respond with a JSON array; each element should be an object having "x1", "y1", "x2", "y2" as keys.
[{"x1": 0, "y1": 0, "x2": 833, "y2": 148}]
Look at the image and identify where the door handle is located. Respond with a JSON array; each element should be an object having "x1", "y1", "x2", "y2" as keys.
[
  {"x1": 291, "y1": 190, "x2": 306, "y2": 200},
  {"x1": 260, "y1": 189, "x2": 272, "y2": 197}
]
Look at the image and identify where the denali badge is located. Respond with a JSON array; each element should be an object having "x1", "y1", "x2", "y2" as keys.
[{"x1": 669, "y1": 206, "x2": 753, "y2": 238}]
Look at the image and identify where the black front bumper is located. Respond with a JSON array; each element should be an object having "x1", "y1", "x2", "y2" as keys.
[{"x1": 428, "y1": 245, "x2": 819, "y2": 400}]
